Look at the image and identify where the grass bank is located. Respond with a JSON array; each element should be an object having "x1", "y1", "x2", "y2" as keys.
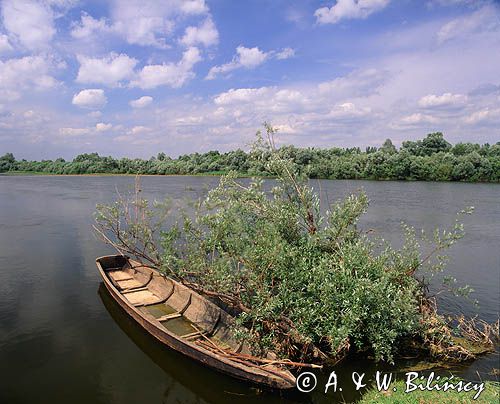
[{"x1": 360, "y1": 379, "x2": 499, "y2": 403}]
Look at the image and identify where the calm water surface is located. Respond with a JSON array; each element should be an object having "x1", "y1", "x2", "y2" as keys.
[{"x1": 0, "y1": 176, "x2": 498, "y2": 403}]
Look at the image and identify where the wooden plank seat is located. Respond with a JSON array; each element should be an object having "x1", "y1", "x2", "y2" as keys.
[
  {"x1": 134, "y1": 297, "x2": 169, "y2": 308},
  {"x1": 117, "y1": 279, "x2": 143, "y2": 289},
  {"x1": 122, "y1": 286, "x2": 150, "y2": 294},
  {"x1": 156, "y1": 313, "x2": 182, "y2": 322},
  {"x1": 108, "y1": 270, "x2": 134, "y2": 282},
  {"x1": 125, "y1": 289, "x2": 162, "y2": 306},
  {"x1": 120, "y1": 272, "x2": 154, "y2": 292}
]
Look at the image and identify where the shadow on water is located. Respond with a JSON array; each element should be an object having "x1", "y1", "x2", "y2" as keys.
[
  {"x1": 97, "y1": 284, "x2": 310, "y2": 404},
  {"x1": 98, "y1": 282, "x2": 498, "y2": 404}
]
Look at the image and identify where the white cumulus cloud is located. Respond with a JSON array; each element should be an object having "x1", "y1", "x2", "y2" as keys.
[
  {"x1": 400, "y1": 113, "x2": 438, "y2": 125},
  {"x1": 329, "y1": 102, "x2": 372, "y2": 119},
  {"x1": 96, "y1": 122, "x2": 113, "y2": 131},
  {"x1": 110, "y1": 0, "x2": 208, "y2": 47},
  {"x1": 1, "y1": 0, "x2": 56, "y2": 50},
  {"x1": 206, "y1": 46, "x2": 269, "y2": 79},
  {"x1": 129, "y1": 96, "x2": 153, "y2": 108},
  {"x1": 72, "y1": 89, "x2": 107, "y2": 109},
  {"x1": 131, "y1": 47, "x2": 202, "y2": 89},
  {"x1": 129, "y1": 125, "x2": 151, "y2": 134},
  {"x1": 70, "y1": 12, "x2": 113, "y2": 39},
  {"x1": 76, "y1": 53, "x2": 138, "y2": 87},
  {"x1": 315, "y1": 0, "x2": 390, "y2": 25},
  {"x1": 214, "y1": 87, "x2": 273, "y2": 105},
  {"x1": 69, "y1": 0, "x2": 210, "y2": 48},
  {"x1": 418, "y1": 92, "x2": 467, "y2": 108},
  {"x1": 179, "y1": 0, "x2": 208, "y2": 14},
  {"x1": 0, "y1": 56, "x2": 59, "y2": 101},
  {"x1": 181, "y1": 17, "x2": 218, "y2": 47},
  {"x1": 464, "y1": 108, "x2": 500, "y2": 125}
]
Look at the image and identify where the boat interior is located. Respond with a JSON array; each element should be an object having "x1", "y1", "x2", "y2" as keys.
[{"x1": 98, "y1": 255, "x2": 250, "y2": 354}]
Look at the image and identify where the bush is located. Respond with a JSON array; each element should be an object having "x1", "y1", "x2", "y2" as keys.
[{"x1": 95, "y1": 125, "x2": 494, "y2": 365}]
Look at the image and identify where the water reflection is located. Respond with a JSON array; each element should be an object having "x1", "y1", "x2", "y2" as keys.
[{"x1": 98, "y1": 284, "x2": 306, "y2": 404}]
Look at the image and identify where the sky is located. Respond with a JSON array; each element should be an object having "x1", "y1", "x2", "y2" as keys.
[{"x1": 0, "y1": 0, "x2": 499, "y2": 160}]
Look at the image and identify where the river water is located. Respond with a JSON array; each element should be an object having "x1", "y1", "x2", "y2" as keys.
[{"x1": 0, "y1": 175, "x2": 498, "y2": 403}]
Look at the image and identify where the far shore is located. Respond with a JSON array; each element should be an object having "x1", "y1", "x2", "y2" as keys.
[
  {"x1": 1, "y1": 171, "x2": 498, "y2": 184},
  {"x1": 0, "y1": 171, "x2": 243, "y2": 178}
]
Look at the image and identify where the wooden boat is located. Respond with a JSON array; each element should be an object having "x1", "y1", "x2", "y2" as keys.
[{"x1": 96, "y1": 254, "x2": 296, "y2": 389}]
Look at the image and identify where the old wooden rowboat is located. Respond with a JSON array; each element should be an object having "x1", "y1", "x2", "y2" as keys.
[{"x1": 96, "y1": 254, "x2": 296, "y2": 389}]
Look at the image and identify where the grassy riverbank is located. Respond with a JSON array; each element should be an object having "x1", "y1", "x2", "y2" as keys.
[{"x1": 360, "y1": 379, "x2": 499, "y2": 403}]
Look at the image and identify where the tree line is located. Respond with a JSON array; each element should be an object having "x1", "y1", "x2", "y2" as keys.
[{"x1": 1, "y1": 132, "x2": 499, "y2": 182}]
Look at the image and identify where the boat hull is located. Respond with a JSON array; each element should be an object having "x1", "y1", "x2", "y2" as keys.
[{"x1": 96, "y1": 255, "x2": 296, "y2": 390}]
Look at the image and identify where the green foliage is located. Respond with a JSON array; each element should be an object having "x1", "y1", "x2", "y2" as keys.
[
  {"x1": 402, "y1": 132, "x2": 451, "y2": 156},
  {"x1": 94, "y1": 126, "x2": 488, "y2": 365},
  {"x1": 380, "y1": 138, "x2": 397, "y2": 154},
  {"x1": 155, "y1": 125, "x2": 475, "y2": 363},
  {"x1": 0, "y1": 152, "x2": 15, "y2": 172},
  {"x1": 4, "y1": 134, "x2": 499, "y2": 182}
]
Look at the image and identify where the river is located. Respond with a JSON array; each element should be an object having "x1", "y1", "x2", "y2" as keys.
[{"x1": 0, "y1": 175, "x2": 498, "y2": 403}]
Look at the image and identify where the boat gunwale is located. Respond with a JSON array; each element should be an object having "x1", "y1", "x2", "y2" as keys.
[{"x1": 96, "y1": 254, "x2": 296, "y2": 390}]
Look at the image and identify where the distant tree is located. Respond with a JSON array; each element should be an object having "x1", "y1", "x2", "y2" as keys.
[
  {"x1": 402, "y1": 133, "x2": 451, "y2": 156},
  {"x1": 401, "y1": 139, "x2": 421, "y2": 156},
  {"x1": 380, "y1": 139, "x2": 397, "y2": 154},
  {"x1": 0, "y1": 153, "x2": 16, "y2": 172},
  {"x1": 73, "y1": 152, "x2": 100, "y2": 163},
  {"x1": 452, "y1": 158, "x2": 475, "y2": 181},
  {"x1": 451, "y1": 142, "x2": 479, "y2": 156},
  {"x1": 157, "y1": 152, "x2": 166, "y2": 161},
  {"x1": 409, "y1": 156, "x2": 431, "y2": 180},
  {"x1": 389, "y1": 150, "x2": 412, "y2": 179},
  {"x1": 420, "y1": 132, "x2": 451, "y2": 155},
  {"x1": 1, "y1": 152, "x2": 15, "y2": 163},
  {"x1": 488, "y1": 144, "x2": 500, "y2": 157}
]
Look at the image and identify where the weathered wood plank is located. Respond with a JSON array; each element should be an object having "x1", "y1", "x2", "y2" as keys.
[{"x1": 157, "y1": 313, "x2": 182, "y2": 322}]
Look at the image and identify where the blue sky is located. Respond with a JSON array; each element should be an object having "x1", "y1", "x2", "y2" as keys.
[{"x1": 0, "y1": 0, "x2": 499, "y2": 160}]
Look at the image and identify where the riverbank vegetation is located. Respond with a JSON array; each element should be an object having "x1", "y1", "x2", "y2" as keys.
[
  {"x1": 2, "y1": 131, "x2": 499, "y2": 182},
  {"x1": 360, "y1": 379, "x2": 499, "y2": 403},
  {"x1": 94, "y1": 125, "x2": 498, "y2": 368}
]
